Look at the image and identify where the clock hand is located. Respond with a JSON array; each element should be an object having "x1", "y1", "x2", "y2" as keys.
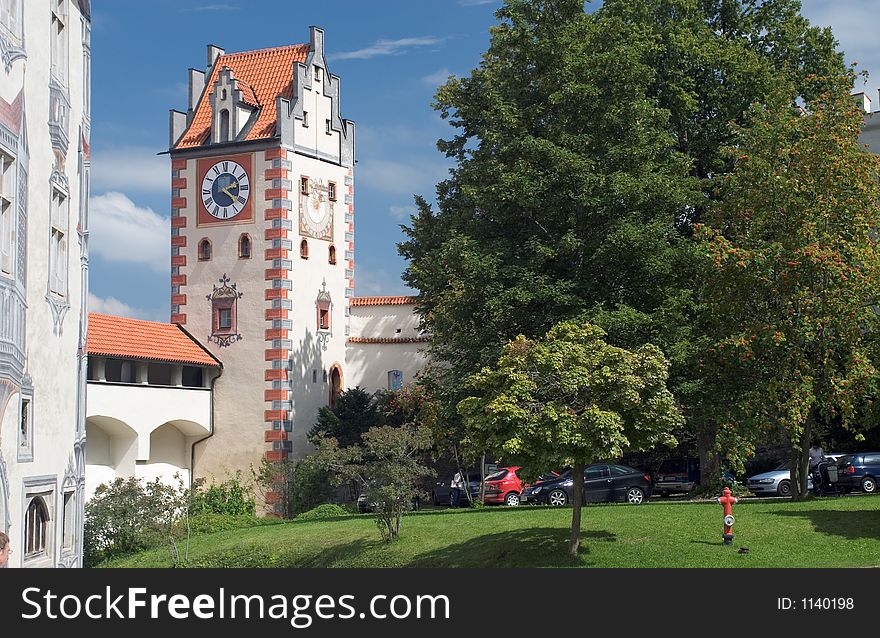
[{"x1": 221, "y1": 181, "x2": 239, "y2": 199}]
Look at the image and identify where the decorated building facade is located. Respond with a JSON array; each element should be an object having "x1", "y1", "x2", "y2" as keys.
[
  {"x1": 164, "y1": 29, "x2": 427, "y2": 484},
  {"x1": 0, "y1": 0, "x2": 91, "y2": 568}
]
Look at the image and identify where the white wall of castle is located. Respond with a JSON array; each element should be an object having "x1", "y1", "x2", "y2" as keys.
[
  {"x1": 0, "y1": 0, "x2": 89, "y2": 568},
  {"x1": 85, "y1": 381, "x2": 212, "y2": 499},
  {"x1": 346, "y1": 304, "x2": 428, "y2": 394}
]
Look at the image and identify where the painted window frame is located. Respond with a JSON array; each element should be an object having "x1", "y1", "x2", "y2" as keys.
[
  {"x1": 198, "y1": 238, "x2": 212, "y2": 261},
  {"x1": 17, "y1": 389, "x2": 33, "y2": 462},
  {"x1": 48, "y1": 187, "x2": 69, "y2": 297},
  {"x1": 0, "y1": 150, "x2": 15, "y2": 278},
  {"x1": 238, "y1": 233, "x2": 251, "y2": 259},
  {"x1": 21, "y1": 477, "x2": 56, "y2": 567}
]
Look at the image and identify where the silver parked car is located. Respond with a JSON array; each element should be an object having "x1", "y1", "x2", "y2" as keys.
[{"x1": 747, "y1": 454, "x2": 846, "y2": 496}]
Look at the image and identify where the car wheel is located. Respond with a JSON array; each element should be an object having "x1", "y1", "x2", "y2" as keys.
[
  {"x1": 777, "y1": 480, "x2": 791, "y2": 497},
  {"x1": 862, "y1": 477, "x2": 877, "y2": 493},
  {"x1": 548, "y1": 489, "x2": 568, "y2": 506},
  {"x1": 504, "y1": 492, "x2": 520, "y2": 507},
  {"x1": 626, "y1": 487, "x2": 645, "y2": 504}
]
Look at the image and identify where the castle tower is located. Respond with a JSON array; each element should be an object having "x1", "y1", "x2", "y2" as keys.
[{"x1": 167, "y1": 28, "x2": 355, "y2": 481}]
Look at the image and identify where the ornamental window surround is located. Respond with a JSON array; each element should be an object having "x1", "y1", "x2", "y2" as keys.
[
  {"x1": 0, "y1": 151, "x2": 15, "y2": 277},
  {"x1": 238, "y1": 234, "x2": 251, "y2": 259},
  {"x1": 0, "y1": 0, "x2": 23, "y2": 41},
  {"x1": 198, "y1": 238, "x2": 212, "y2": 261},
  {"x1": 50, "y1": 0, "x2": 68, "y2": 85},
  {"x1": 24, "y1": 496, "x2": 50, "y2": 560},
  {"x1": 49, "y1": 188, "x2": 69, "y2": 297}
]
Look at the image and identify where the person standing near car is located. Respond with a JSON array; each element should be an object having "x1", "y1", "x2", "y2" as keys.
[
  {"x1": 450, "y1": 470, "x2": 464, "y2": 508},
  {"x1": 809, "y1": 441, "x2": 825, "y2": 474}
]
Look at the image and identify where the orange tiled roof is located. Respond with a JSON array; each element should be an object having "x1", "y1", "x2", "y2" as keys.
[
  {"x1": 350, "y1": 296, "x2": 418, "y2": 307},
  {"x1": 175, "y1": 44, "x2": 310, "y2": 149},
  {"x1": 87, "y1": 313, "x2": 220, "y2": 367},
  {"x1": 347, "y1": 336, "x2": 430, "y2": 344}
]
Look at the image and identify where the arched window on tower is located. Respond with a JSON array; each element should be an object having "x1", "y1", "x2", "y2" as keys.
[
  {"x1": 300, "y1": 239, "x2": 309, "y2": 260},
  {"x1": 219, "y1": 109, "x2": 230, "y2": 142},
  {"x1": 238, "y1": 234, "x2": 251, "y2": 259},
  {"x1": 199, "y1": 238, "x2": 212, "y2": 261},
  {"x1": 329, "y1": 365, "x2": 343, "y2": 409},
  {"x1": 328, "y1": 244, "x2": 336, "y2": 265}
]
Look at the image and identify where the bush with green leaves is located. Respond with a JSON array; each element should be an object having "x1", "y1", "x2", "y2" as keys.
[
  {"x1": 295, "y1": 503, "x2": 351, "y2": 521},
  {"x1": 84, "y1": 476, "x2": 188, "y2": 566},
  {"x1": 188, "y1": 473, "x2": 255, "y2": 516}
]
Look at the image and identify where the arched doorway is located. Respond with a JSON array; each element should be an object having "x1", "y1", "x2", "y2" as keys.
[{"x1": 329, "y1": 365, "x2": 343, "y2": 409}]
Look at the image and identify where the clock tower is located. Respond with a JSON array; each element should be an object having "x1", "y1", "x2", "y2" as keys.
[{"x1": 167, "y1": 28, "x2": 356, "y2": 483}]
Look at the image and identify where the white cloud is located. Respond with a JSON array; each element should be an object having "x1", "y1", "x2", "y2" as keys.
[
  {"x1": 334, "y1": 37, "x2": 445, "y2": 61},
  {"x1": 389, "y1": 205, "x2": 418, "y2": 221},
  {"x1": 91, "y1": 146, "x2": 168, "y2": 194},
  {"x1": 357, "y1": 158, "x2": 451, "y2": 196},
  {"x1": 88, "y1": 293, "x2": 166, "y2": 322},
  {"x1": 89, "y1": 192, "x2": 169, "y2": 273},
  {"x1": 188, "y1": 4, "x2": 239, "y2": 11},
  {"x1": 422, "y1": 67, "x2": 454, "y2": 86},
  {"x1": 354, "y1": 262, "x2": 414, "y2": 297}
]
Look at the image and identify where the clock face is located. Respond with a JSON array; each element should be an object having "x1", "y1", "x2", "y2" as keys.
[
  {"x1": 201, "y1": 160, "x2": 250, "y2": 219},
  {"x1": 299, "y1": 177, "x2": 334, "y2": 240}
]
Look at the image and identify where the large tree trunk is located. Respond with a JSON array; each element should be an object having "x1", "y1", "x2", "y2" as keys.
[
  {"x1": 697, "y1": 423, "x2": 720, "y2": 485},
  {"x1": 791, "y1": 412, "x2": 813, "y2": 500},
  {"x1": 568, "y1": 460, "x2": 585, "y2": 558}
]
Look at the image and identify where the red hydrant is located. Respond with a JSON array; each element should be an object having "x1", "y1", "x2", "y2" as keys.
[{"x1": 718, "y1": 487, "x2": 737, "y2": 545}]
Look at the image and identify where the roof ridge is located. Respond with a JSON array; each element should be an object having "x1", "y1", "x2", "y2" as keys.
[{"x1": 218, "y1": 43, "x2": 309, "y2": 59}]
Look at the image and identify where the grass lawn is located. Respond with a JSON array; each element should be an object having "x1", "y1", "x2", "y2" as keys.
[{"x1": 102, "y1": 495, "x2": 880, "y2": 568}]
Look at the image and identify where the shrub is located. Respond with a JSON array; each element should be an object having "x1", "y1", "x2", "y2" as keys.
[
  {"x1": 295, "y1": 503, "x2": 350, "y2": 521},
  {"x1": 189, "y1": 473, "x2": 256, "y2": 516},
  {"x1": 84, "y1": 476, "x2": 188, "y2": 566},
  {"x1": 183, "y1": 513, "x2": 282, "y2": 536}
]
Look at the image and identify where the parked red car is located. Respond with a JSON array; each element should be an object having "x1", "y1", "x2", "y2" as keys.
[{"x1": 480, "y1": 466, "x2": 523, "y2": 506}]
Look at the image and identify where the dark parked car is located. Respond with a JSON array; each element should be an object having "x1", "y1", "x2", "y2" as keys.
[
  {"x1": 431, "y1": 470, "x2": 482, "y2": 505},
  {"x1": 835, "y1": 453, "x2": 880, "y2": 494},
  {"x1": 521, "y1": 464, "x2": 652, "y2": 505}
]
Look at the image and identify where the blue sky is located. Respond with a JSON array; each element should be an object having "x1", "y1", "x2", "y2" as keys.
[{"x1": 87, "y1": 0, "x2": 880, "y2": 322}]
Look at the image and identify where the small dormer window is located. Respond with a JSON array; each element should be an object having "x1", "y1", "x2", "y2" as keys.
[
  {"x1": 303, "y1": 111, "x2": 309, "y2": 127},
  {"x1": 221, "y1": 89, "x2": 227, "y2": 100},
  {"x1": 300, "y1": 239, "x2": 309, "y2": 259},
  {"x1": 314, "y1": 66, "x2": 321, "y2": 82},
  {"x1": 328, "y1": 244, "x2": 336, "y2": 265},
  {"x1": 325, "y1": 119, "x2": 332, "y2": 135}
]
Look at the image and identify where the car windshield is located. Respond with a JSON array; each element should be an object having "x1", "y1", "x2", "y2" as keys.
[
  {"x1": 483, "y1": 469, "x2": 508, "y2": 482},
  {"x1": 774, "y1": 461, "x2": 790, "y2": 471}
]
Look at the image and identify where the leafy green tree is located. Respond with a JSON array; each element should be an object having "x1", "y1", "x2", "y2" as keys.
[
  {"x1": 699, "y1": 76, "x2": 880, "y2": 498},
  {"x1": 458, "y1": 320, "x2": 682, "y2": 557},
  {"x1": 399, "y1": 0, "x2": 850, "y2": 477},
  {"x1": 311, "y1": 426, "x2": 434, "y2": 541},
  {"x1": 308, "y1": 387, "x2": 382, "y2": 448}
]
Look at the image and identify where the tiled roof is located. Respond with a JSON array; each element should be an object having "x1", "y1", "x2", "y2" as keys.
[
  {"x1": 87, "y1": 313, "x2": 221, "y2": 367},
  {"x1": 350, "y1": 296, "x2": 418, "y2": 307},
  {"x1": 347, "y1": 336, "x2": 430, "y2": 344},
  {"x1": 0, "y1": 90, "x2": 23, "y2": 136},
  {"x1": 175, "y1": 44, "x2": 310, "y2": 149}
]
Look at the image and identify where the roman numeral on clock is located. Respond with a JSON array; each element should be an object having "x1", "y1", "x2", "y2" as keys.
[{"x1": 222, "y1": 161, "x2": 229, "y2": 172}]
